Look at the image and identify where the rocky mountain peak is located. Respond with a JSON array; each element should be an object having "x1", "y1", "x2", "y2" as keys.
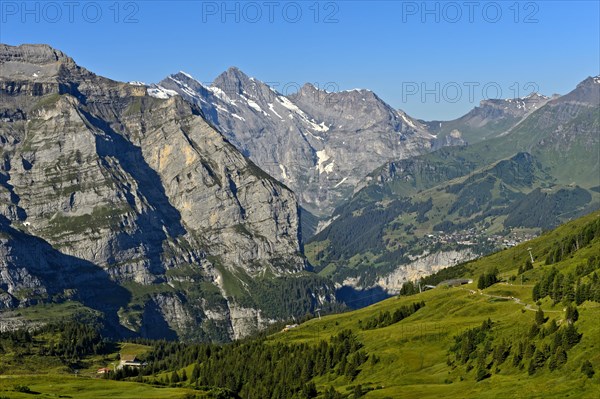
[
  {"x1": 0, "y1": 44, "x2": 320, "y2": 341},
  {"x1": 0, "y1": 43, "x2": 83, "y2": 83},
  {"x1": 0, "y1": 43, "x2": 73, "y2": 65},
  {"x1": 578, "y1": 75, "x2": 600, "y2": 87},
  {"x1": 551, "y1": 75, "x2": 600, "y2": 106},
  {"x1": 477, "y1": 92, "x2": 549, "y2": 113},
  {"x1": 212, "y1": 66, "x2": 255, "y2": 96},
  {"x1": 162, "y1": 68, "x2": 436, "y2": 216}
]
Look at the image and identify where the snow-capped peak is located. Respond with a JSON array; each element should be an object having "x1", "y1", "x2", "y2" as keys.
[
  {"x1": 524, "y1": 92, "x2": 548, "y2": 100},
  {"x1": 341, "y1": 88, "x2": 372, "y2": 93},
  {"x1": 178, "y1": 71, "x2": 196, "y2": 80}
]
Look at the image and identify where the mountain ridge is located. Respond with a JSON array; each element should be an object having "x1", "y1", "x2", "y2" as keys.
[
  {"x1": 0, "y1": 43, "x2": 337, "y2": 342},
  {"x1": 158, "y1": 67, "x2": 436, "y2": 218},
  {"x1": 307, "y1": 75, "x2": 599, "y2": 291}
]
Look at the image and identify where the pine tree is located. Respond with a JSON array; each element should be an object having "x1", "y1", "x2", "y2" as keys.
[
  {"x1": 528, "y1": 350, "x2": 546, "y2": 375},
  {"x1": 353, "y1": 384, "x2": 364, "y2": 398},
  {"x1": 565, "y1": 304, "x2": 579, "y2": 323},
  {"x1": 191, "y1": 364, "x2": 200, "y2": 381},
  {"x1": 554, "y1": 346, "x2": 567, "y2": 369},
  {"x1": 581, "y1": 360, "x2": 595, "y2": 378},
  {"x1": 532, "y1": 283, "x2": 541, "y2": 301},
  {"x1": 535, "y1": 307, "x2": 546, "y2": 325},
  {"x1": 562, "y1": 324, "x2": 582, "y2": 349},
  {"x1": 528, "y1": 323, "x2": 540, "y2": 339},
  {"x1": 325, "y1": 386, "x2": 341, "y2": 399},
  {"x1": 575, "y1": 282, "x2": 587, "y2": 305},
  {"x1": 547, "y1": 319, "x2": 559, "y2": 334},
  {"x1": 478, "y1": 274, "x2": 486, "y2": 290}
]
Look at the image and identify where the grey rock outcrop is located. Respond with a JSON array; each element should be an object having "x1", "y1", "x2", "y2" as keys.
[
  {"x1": 0, "y1": 44, "x2": 332, "y2": 341},
  {"x1": 376, "y1": 249, "x2": 476, "y2": 293}
]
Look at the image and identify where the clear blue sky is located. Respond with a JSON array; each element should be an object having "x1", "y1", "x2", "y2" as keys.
[{"x1": 1, "y1": 0, "x2": 598, "y2": 120}]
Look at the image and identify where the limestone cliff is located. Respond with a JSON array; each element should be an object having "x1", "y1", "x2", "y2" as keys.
[{"x1": 0, "y1": 44, "x2": 333, "y2": 341}]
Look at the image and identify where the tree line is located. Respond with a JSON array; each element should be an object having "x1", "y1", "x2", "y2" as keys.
[
  {"x1": 448, "y1": 305, "x2": 590, "y2": 382},
  {"x1": 358, "y1": 301, "x2": 425, "y2": 330},
  {"x1": 112, "y1": 329, "x2": 368, "y2": 399}
]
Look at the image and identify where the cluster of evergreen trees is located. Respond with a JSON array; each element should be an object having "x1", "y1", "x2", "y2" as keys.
[
  {"x1": 545, "y1": 218, "x2": 600, "y2": 265},
  {"x1": 449, "y1": 318, "x2": 494, "y2": 381},
  {"x1": 242, "y1": 275, "x2": 346, "y2": 320},
  {"x1": 0, "y1": 321, "x2": 107, "y2": 370},
  {"x1": 113, "y1": 330, "x2": 367, "y2": 399},
  {"x1": 359, "y1": 301, "x2": 425, "y2": 330},
  {"x1": 449, "y1": 306, "x2": 589, "y2": 381},
  {"x1": 477, "y1": 267, "x2": 499, "y2": 289},
  {"x1": 533, "y1": 260, "x2": 600, "y2": 304},
  {"x1": 41, "y1": 321, "x2": 107, "y2": 361},
  {"x1": 0, "y1": 329, "x2": 33, "y2": 356},
  {"x1": 517, "y1": 306, "x2": 582, "y2": 375},
  {"x1": 517, "y1": 259, "x2": 534, "y2": 275}
]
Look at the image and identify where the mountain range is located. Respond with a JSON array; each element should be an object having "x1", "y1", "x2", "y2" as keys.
[
  {"x1": 157, "y1": 69, "x2": 441, "y2": 222},
  {"x1": 0, "y1": 44, "x2": 335, "y2": 341},
  {"x1": 0, "y1": 43, "x2": 598, "y2": 342},
  {"x1": 307, "y1": 75, "x2": 599, "y2": 291}
]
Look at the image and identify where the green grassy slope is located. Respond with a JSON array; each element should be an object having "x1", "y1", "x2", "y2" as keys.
[
  {"x1": 0, "y1": 376, "x2": 202, "y2": 399},
  {"x1": 275, "y1": 212, "x2": 600, "y2": 398},
  {"x1": 0, "y1": 331, "x2": 206, "y2": 399}
]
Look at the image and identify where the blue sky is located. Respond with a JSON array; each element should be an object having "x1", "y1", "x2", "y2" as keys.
[{"x1": 1, "y1": 0, "x2": 598, "y2": 120}]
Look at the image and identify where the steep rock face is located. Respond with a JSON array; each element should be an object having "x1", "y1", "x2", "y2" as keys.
[
  {"x1": 376, "y1": 249, "x2": 476, "y2": 293},
  {"x1": 159, "y1": 70, "x2": 435, "y2": 217},
  {"x1": 0, "y1": 44, "x2": 328, "y2": 341}
]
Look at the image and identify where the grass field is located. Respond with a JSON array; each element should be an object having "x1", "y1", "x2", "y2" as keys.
[
  {"x1": 0, "y1": 375, "x2": 203, "y2": 399},
  {"x1": 270, "y1": 212, "x2": 600, "y2": 398}
]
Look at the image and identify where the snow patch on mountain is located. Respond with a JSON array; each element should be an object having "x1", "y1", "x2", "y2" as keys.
[
  {"x1": 147, "y1": 85, "x2": 179, "y2": 99},
  {"x1": 179, "y1": 71, "x2": 196, "y2": 80},
  {"x1": 334, "y1": 177, "x2": 348, "y2": 188},
  {"x1": 209, "y1": 86, "x2": 234, "y2": 103},
  {"x1": 268, "y1": 103, "x2": 283, "y2": 119},
  {"x1": 279, "y1": 164, "x2": 289, "y2": 180},
  {"x1": 246, "y1": 98, "x2": 265, "y2": 114},
  {"x1": 316, "y1": 150, "x2": 334, "y2": 174}
]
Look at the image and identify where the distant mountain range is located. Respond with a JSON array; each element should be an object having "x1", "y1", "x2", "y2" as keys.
[
  {"x1": 425, "y1": 92, "x2": 552, "y2": 146},
  {"x1": 157, "y1": 69, "x2": 438, "y2": 219},
  {"x1": 307, "y1": 75, "x2": 600, "y2": 290},
  {"x1": 0, "y1": 43, "x2": 598, "y2": 342}
]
